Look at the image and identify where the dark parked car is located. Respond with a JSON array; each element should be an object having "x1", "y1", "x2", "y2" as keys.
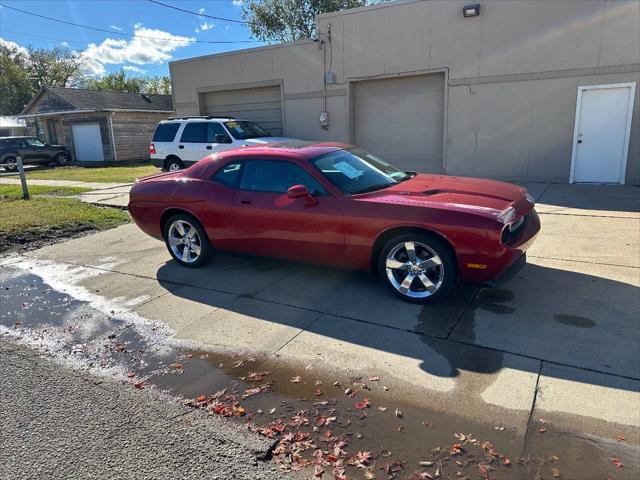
[{"x1": 0, "y1": 136, "x2": 70, "y2": 171}]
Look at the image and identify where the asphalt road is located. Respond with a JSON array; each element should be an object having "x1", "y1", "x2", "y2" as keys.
[{"x1": 0, "y1": 339, "x2": 286, "y2": 480}]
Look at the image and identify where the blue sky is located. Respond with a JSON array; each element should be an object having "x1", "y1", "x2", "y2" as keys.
[{"x1": 0, "y1": 0, "x2": 264, "y2": 77}]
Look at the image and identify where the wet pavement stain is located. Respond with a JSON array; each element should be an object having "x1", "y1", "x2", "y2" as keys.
[
  {"x1": 553, "y1": 313, "x2": 597, "y2": 328},
  {"x1": 1, "y1": 266, "x2": 637, "y2": 479}
]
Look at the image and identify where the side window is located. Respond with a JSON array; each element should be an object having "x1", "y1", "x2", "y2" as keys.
[
  {"x1": 212, "y1": 161, "x2": 243, "y2": 188},
  {"x1": 153, "y1": 122, "x2": 180, "y2": 142},
  {"x1": 180, "y1": 122, "x2": 208, "y2": 143},
  {"x1": 26, "y1": 138, "x2": 46, "y2": 147},
  {"x1": 239, "y1": 160, "x2": 327, "y2": 196},
  {"x1": 207, "y1": 123, "x2": 232, "y2": 143}
]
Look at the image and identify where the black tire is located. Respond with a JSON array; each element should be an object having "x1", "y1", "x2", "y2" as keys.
[
  {"x1": 165, "y1": 157, "x2": 184, "y2": 172},
  {"x1": 163, "y1": 213, "x2": 213, "y2": 268},
  {"x1": 54, "y1": 152, "x2": 69, "y2": 166},
  {"x1": 377, "y1": 232, "x2": 457, "y2": 303},
  {"x1": 1, "y1": 156, "x2": 18, "y2": 172}
]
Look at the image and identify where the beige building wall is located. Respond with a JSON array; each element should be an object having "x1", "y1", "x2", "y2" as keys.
[{"x1": 170, "y1": 0, "x2": 640, "y2": 183}]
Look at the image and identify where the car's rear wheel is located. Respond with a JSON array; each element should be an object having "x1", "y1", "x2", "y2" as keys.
[
  {"x1": 165, "y1": 157, "x2": 183, "y2": 172},
  {"x1": 54, "y1": 152, "x2": 69, "y2": 166},
  {"x1": 2, "y1": 156, "x2": 18, "y2": 172},
  {"x1": 163, "y1": 214, "x2": 213, "y2": 267},
  {"x1": 378, "y1": 233, "x2": 456, "y2": 303}
]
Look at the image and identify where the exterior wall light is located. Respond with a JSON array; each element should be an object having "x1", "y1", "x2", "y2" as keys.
[{"x1": 463, "y1": 4, "x2": 480, "y2": 17}]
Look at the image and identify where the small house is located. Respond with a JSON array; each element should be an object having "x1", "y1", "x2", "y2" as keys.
[{"x1": 20, "y1": 86, "x2": 173, "y2": 163}]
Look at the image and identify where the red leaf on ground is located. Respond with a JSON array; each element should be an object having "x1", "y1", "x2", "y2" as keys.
[
  {"x1": 195, "y1": 395, "x2": 207, "y2": 402},
  {"x1": 538, "y1": 427, "x2": 547, "y2": 433},
  {"x1": 503, "y1": 457, "x2": 511, "y2": 465},
  {"x1": 615, "y1": 433, "x2": 626, "y2": 442},
  {"x1": 478, "y1": 464, "x2": 490, "y2": 479},
  {"x1": 133, "y1": 381, "x2": 145, "y2": 389},
  {"x1": 369, "y1": 375, "x2": 381, "y2": 381},
  {"x1": 610, "y1": 457, "x2": 623, "y2": 468},
  {"x1": 355, "y1": 398, "x2": 371, "y2": 409},
  {"x1": 126, "y1": 371, "x2": 135, "y2": 378}
]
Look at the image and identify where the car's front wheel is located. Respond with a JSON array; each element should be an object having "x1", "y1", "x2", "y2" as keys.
[
  {"x1": 378, "y1": 233, "x2": 456, "y2": 303},
  {"x1": 54, "y1": 152, "x2": 69, "y2": 166},
  {"x1": 163, "y1": 214, "x2": 213, "y2": 267}
]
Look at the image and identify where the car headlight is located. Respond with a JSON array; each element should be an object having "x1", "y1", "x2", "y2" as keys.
[
  {"x1": 525, "y1": 191, "x2": 535, "y2": 205},
  {"x1": 497, "y1": 206, "x2": 516, "y2": 224}
]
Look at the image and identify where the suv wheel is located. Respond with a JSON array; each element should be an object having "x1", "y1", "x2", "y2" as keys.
[
  {"x1": 54, "y1": 152, "x2": 69, "y2": 166},
  {"x1": 378, "y1": 233, "x2": 456, "y2": 303},
  {"x1": 1, "y1": 157, "x2": 18, "y2": 172},
  {"x1": 165, "y1": 157, "x2": 183, "y2": 172}
]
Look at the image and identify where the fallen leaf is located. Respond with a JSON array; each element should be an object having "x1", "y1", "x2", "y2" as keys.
[
  {"x1": 615, "y1": 433, "x2": 626, "y2": 442},
  {"x1": 233, "y1": 405, "x2": 245, "y2": 416},
  {"x1": 378, "y1": 406, "x2": 388, "y2": 412},
  {"x1": 355, "y1": 398, "x2": 371, "y2": 409},
  {"x1": 313, "y1": 465, "x2": 324, "y2": 478},
  {"x1": 133, "y1": 381, "x2": 145, "y2": 389},
  {"x1": 551, "y1": 467, "x2": 561, "y2": 478},
  {"x1": 290, "y1": 376, "x2": 302, "y2": 383},
  {"x1": 538, "y1": 427, "x2": 547, "y2": 433},
  {"x1": 126, "y1": 371, "x2": 135, "y2": 378},
  {"x1": 369, "y1": 375, "x2": 381, "y2": 381},
  {"x1": 314, "y1": 389, "x2": 324, "y2": 396},
  {"x1": 395, "y1": 408, "x2": 403, "y2": 418},
  {"x1": 478, "y1": 464, "x2": 489, "y2": 479},
  {"x1": 503, "y1": 457, "x2": 511, "y2": 466},
  {"x1": 195, "y1": 395, "x2": 207, "y2": 402},
  {"x1": 344, "y1": 388, "x2": 354, "y2": 396},
  {"x1": 610, "y1": 457, "x2": 623, "y2": 468}
]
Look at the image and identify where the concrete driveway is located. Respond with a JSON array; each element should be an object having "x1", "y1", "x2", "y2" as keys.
[{"x1": 4, "y1": 183, "x2": 639, "y2": 446}]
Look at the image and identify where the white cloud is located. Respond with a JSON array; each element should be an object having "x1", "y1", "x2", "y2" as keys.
[
  {"x1": 122, "y1": 65, "x2": 146, "y2": 73},
  {"x1": 225, "y1": 25, "x2": 232, "y2": 30},
  {"x1": 232, "y1": 0, "x2": 243, "y2": 6},
  {"x1": 198, "y1": 7, "x2": 205, "y2": 14},
  {"x1": 59, "y1": 41, "x2": 69, "y2": 47},
  {"x1": 199, "y1": 21, "x2": 215, "y2": 31},
  {"x1": 109, "y1": 25, "x2": 123, "y2": 31},
  {"x1": 0, "y1": 38, "x2": 29, "y2": 57},
  {"x1": 81, "y1": 26, "x2": 193, "y2": 76}
]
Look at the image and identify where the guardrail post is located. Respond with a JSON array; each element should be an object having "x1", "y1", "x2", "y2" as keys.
[{"x1": 17, "y1": 156, "x2": 29, "y2": 200}]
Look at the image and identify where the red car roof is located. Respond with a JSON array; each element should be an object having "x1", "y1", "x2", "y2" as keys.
[{"x1": 216, "y1": 141, "x2": 352, "y2": 160}]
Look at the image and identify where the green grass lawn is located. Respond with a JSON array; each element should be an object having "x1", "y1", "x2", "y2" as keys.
[
  {"x1": 0, "y1": 184, "x2": 130, "y2": 250},
  {"x1": 22, "y1": 162, "x2": 159, "y2": 183},
  {"x1": 0, "y1": 184, "x2": 92, "y2": 199}
]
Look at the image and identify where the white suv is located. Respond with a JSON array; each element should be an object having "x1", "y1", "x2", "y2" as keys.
[{"x1": 149, "y1": 117, "x2": 295, "y2": 171}]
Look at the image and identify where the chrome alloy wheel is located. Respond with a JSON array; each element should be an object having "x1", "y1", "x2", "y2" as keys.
[
  {"x1": 167, "y1": 220, "x2": 202, "y2": 263},
  {"x1": 385, "y1": 241, "x2": 444, "y2": 299},
  {"x1": 168, "y1": 162, "x2": 182, "y2": 172}
]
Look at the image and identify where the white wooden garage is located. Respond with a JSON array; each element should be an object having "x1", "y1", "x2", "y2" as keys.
[
  {"x1": 72, "y1": 123, "x2": 104, "y2": 162},
  {"x1": 202, "y1": 85, "x2": 284, "y2": 136}
]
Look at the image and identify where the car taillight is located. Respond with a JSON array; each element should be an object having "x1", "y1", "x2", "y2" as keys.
[{"x1": 149, "y1": 143, "x2": 156, "y2": 154}]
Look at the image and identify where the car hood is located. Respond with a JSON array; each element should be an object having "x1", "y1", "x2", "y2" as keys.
[
  {"x1": 356, "y1": 174, "x2": 529, "y2": 221},
  {"x1": 242, "y1": 136, "x2": 296, "y2": 145}
]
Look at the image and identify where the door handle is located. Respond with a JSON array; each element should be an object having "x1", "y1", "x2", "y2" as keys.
[
  {"x1": 178, "y1": 145, "x2": 184, "y2": 149},
  {"x1": 240, "y1": 200, "x2": 251, "y2": 205},
  {"x1": 206, "y1": 146, "x2": 212, "y2": 150}
]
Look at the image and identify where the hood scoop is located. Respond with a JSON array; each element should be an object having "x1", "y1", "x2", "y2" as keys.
[{"x1": 419, "y1": 188, "x2": 514, "y2": 202}]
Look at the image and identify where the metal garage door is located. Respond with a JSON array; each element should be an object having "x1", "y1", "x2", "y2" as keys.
[
  {"x1": 72, "y1": 123, "x2": 104, "y2": 162},
  {"x1": 203, "y1": 86, "x2": 283, "y2": 136},
  {"x1": 353, "y1": 73, "x2": 445, "y2": 173}
]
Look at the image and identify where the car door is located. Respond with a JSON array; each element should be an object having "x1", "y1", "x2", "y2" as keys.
[
  {"x1": 229, "y1": 159, "x2": 345, "y2": 266},
  {"x1": 24, "y1": 138, "x2": 49, "y2": 160},
  {"x1": 177, "y1": 122, "x2": 235, "y2": 163}
]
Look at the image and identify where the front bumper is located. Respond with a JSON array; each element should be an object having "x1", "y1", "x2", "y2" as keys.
[{"x1": 484, "y1": 253, "x2": 527, "y2": 287}]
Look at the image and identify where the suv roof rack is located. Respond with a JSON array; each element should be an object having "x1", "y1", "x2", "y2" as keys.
[{"x1": 166, "y1": 115, "x2": 235, "y2": 121}]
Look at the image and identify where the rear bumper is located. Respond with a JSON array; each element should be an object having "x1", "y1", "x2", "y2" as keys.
[{"x1": 151, "y1": 158, "x2": 164, "y2": 169}]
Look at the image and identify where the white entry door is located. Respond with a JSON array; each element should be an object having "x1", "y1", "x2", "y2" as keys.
[
  {"x1": 72, "y1": 123, "x2": 104, "y2": 162},
  {"x1": 571, "y1": 83, "x2": 636, "y2": 184}
]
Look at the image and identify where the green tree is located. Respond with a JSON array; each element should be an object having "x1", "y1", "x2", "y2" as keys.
[
  {"x1": 0, "y1": 43, "x2": 32, "y2": 115},
  {"x1": 0, "y1": 43, "x2": 86, "y2": 115},
  {"x1": 242, "y1": 0, "x2": 366, "y2": 43},
  {"x1": 83, "y1": 69, "x2": 171, "y2": 95}
]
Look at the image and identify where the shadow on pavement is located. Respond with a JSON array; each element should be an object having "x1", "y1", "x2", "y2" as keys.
[{"x1": 156, "y1": 257, "x2": 640, "y2": 392}]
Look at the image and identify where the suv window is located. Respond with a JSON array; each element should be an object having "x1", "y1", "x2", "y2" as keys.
[
  {"x1": 180, "y1": 122, "x2": 208, "y2": 143},
  {"x1": 239, "y1": 160, "x2": 326, "y2": 196},
  {"x1": 153, "y1": 122, "x2": 180, "y2": 142},
  {"x1": 26, "y1": 138, "x2": 46, "y2": 147},
  {"x1": 180, "y1": 122, "x2": 232, "y2": 143},
  {"x1": 212, "y1": 161, "x2": 242, "y2": 188}
]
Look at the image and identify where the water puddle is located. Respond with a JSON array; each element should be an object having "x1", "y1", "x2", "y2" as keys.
[{"x1": 1, "y1": 265, "x2": 636, "y2": 479}]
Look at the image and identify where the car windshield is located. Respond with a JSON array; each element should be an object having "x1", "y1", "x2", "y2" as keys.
[
  {"x1": 223, "y1": 121, "x2": 271, "y2": 140},
  {"x1": 310, "y1": 148, "x2": 411, "y2": 195}
]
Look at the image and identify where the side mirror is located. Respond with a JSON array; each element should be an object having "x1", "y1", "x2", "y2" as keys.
[
  {"x1": 287, "y1": 184, "x2": 317, "y2": 206},
  {"x1": 214, "y1": 133, "x2": 231, "y2": 144}
]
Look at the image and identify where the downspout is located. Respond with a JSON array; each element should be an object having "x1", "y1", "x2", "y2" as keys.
[{"x1": 108, "y1": 111, "x2": 118, "y2": 162}]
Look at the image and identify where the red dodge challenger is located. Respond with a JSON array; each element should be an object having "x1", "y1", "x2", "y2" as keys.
[{"x1": 129, "y1": 142, "x2": 540, "y2": 303}]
